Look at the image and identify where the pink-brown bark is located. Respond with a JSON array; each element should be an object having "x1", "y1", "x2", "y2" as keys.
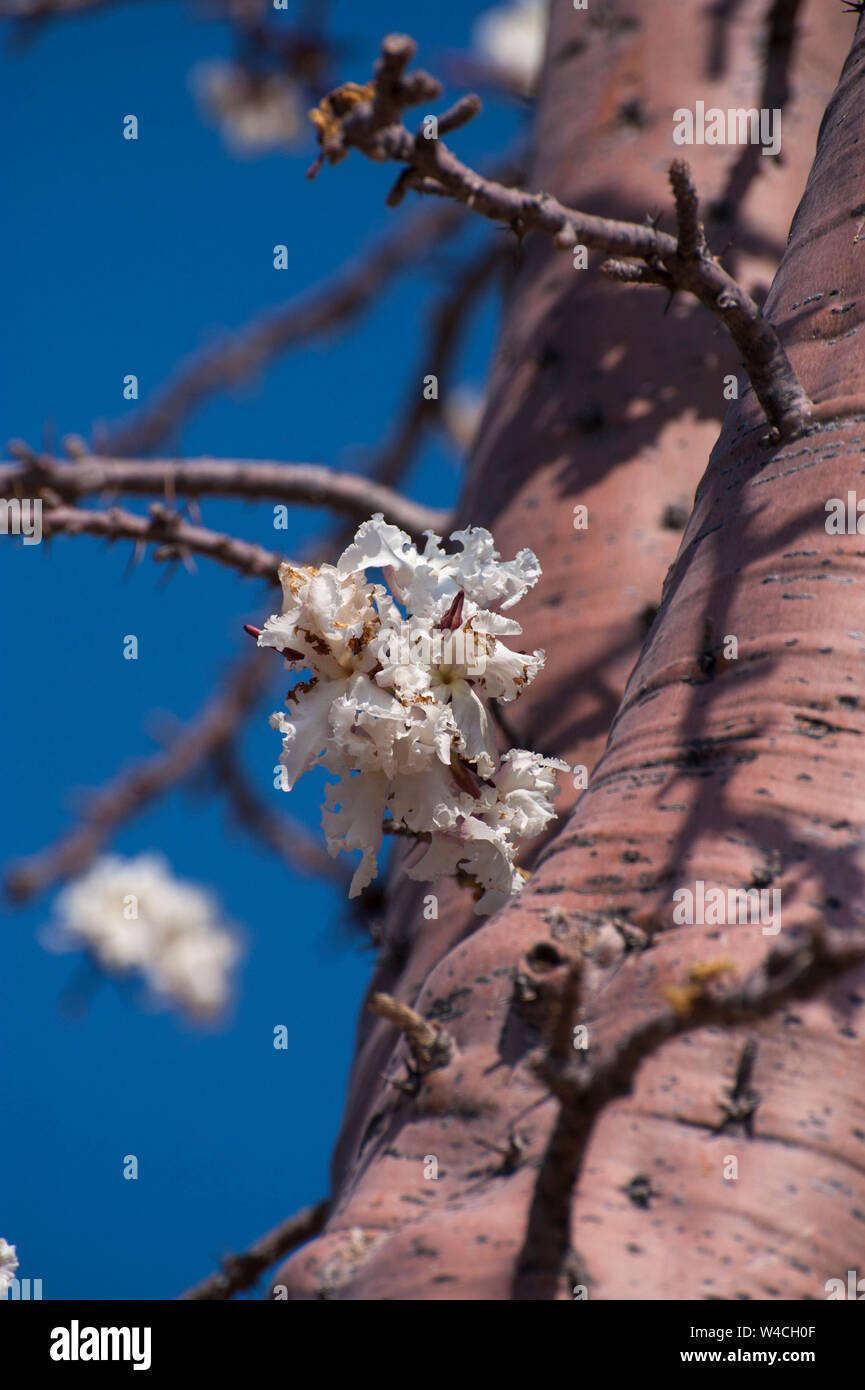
[{"x1": 276, "y1": 2, "x2": 863, "y2": 1300}]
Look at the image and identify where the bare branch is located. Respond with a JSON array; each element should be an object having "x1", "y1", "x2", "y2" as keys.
[
  {"x1": 668, "y1": 158, "x2": 707, "y2": 260},
  {"x1": 513, "y1": 924, "x2": 865, "y2": 1298},
  {"x1": 0, "y1": 0, "x2": 154, "y2": 15},
  {"x1": 36, "y1": 501, "x2": 284, "y2": 583},
  {"x1": 100, "y1": 199, "x2": 470, "y2": 457},
  {"x1": 309, "y1": 34, "x2": 818, "y2": 441},
  {"x1": 5, "y1": 653, "x2": 273, "y2": 903},
  {"x1": 179, "y1": 1199, "x2": 330, "y2": 1301},
  {"x1": 367, "y1": 242, "x2": 503, "y2": 487},
  {"x1": 436, "y1": 94, "x2": 483, "y2": 137},
  {"x1": 1, "y1": 451, "x2": 447, "y2": 539}
]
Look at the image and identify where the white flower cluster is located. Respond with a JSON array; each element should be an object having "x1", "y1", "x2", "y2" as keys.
[
  {"x1": 0, "y1": 1239, "x2": 18, "y2": 1293},
  {"x1": 257, "y1": 514, "x2": 565, "y2": 915},
  {"x1": 51, "y1": 855, "x2": 240, "y2": 1021}
]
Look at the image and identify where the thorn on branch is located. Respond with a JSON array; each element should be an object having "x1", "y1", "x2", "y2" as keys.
[
  {"x1": 474, "y1": 1131, "x2": 528, "y2": 1175},
  {"x1": 713, "y1": 1036, "x2": 761, "y2": 1137},
  {"x1": 385, "y1": 167, "x2": 415, "y2": 207}
]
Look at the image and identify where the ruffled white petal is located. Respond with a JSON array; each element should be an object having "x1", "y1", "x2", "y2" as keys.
[
  {"x1": 257, "y1": 514, "x2": 558, "y2": 915},
  {"x1": 322, "y1": 772, "x2": 389, "y2": 897}
]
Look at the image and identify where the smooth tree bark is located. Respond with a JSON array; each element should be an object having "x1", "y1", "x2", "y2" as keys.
[{"x1": 275, "y1": 1, "x2": 865, "y2": 1299}]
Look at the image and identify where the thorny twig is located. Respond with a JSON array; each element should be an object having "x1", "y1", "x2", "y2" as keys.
[
  {"x1": 1, "y1": 448, "x2": 447, "y2": 540},
  {"x1": 179, "y1": 1199, "x2": 330, "y2": 1300},
  {"x1": 36, "y1": 501, "x2": 285, "y2": 583},
  {"x1": 309, "y1": 33, "x2": 818, "y2": 442}
]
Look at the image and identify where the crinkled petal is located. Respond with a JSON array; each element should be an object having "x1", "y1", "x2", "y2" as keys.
[
  {"x1": 476, "y1": 640, "x2": 545, "y2": 701},
  {"x1": 322, "y1": 772, "x2": 388, "y2": 897},
  {"x1": 270, "y1": 679, "x2": 334, "y2": 790},
  {"x1": 447, "y1": 527, "x2": 541, "y2": 610},
  {"x1": 449, "y1": 680, "x2": 492, "y2": 766},
  {"x1": 336, "y1": 514, "x2": 418, "y2": 597},
  {"x1": 328, "y1": 675, "x2": 410, "y2": 777}
]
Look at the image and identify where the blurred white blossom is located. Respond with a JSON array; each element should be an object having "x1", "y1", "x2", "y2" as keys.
[
  {"x1": 193, "y1": 60, "x2": 305, "y2": 154},
  {"x1": 256, "y1": 515, "x2": 564, "y2": 914},
  {"x1": 50, "y1": 855, "x2": 240, "y2": 1021},
  {"x1": 473, "y1": 0, "x2": 548, "y2": 97},
  {"x1": 442, "y1": 384, "x2": 486, "y2": 454},
  {"x1": 0, "y1": 1240, "x2": 18, "y2": 1293}
]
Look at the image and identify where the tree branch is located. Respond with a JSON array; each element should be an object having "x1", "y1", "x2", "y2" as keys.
[
  {"x1": 513, "y1": 923, "x2": 865, "y2": 1299},
  {"x1": 367, "y1": 242, "x2": 503, "y2": 488},
  {"x1": 213, "y1": 741, "x2": 347, "y2": 884},
  {"x1": 309, "y1": 33, "x2": 817, "y2": 441},
  {"x1": 179, "y1": 1199, "x2": 330, "y2": 1300},
  {"x1": 5, "y1": 653, "x2": 273, "y2": 902},
  {"x1": 0, "y1": 0, "x2": 155, "y2": 16},
  {"x1": 36, "y1": 501, "x2": 284, "y2": 583},
  {"x1": 100, "y1": 198, "x2": 471, "y2": 457},
  {"x1": 2, "y1": 450, "x2": 447, "y2": 539}
]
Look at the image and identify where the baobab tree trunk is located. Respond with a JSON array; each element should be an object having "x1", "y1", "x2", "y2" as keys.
[{"x1": 276, "y1": 2, "x2": 865, "y2": 1299}]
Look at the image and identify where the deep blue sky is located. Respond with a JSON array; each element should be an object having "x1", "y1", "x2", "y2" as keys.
[{"x1": 0, "y1": 0, "x2": 524, "y2": 1298}]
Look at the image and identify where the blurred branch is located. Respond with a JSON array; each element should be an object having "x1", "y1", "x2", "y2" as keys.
[
  {"x1": 5, "y1": 653, "x2": 273, "y2": 903},
  {"x1": 214, "y1": 741, "x2": 347, "y2": 884},
  {"x1": 2, "y1": 450, "x2": 448, "y2": 538},
  {"x1": 369, "y1": 241, "x2": 503, "y2": 488},
  {"x1": 36, "y1": 500, "x2": 284, "y2": 582},
  {"x1": 179, "y1": 1198, "x2": 330, "y2": 1300},
  {"x1": 309, "y1": 33, "x2": 816, "y2": 442},
  {"x1": 100, "y1": 199, "x2": 471, "y2": 457},
  {"x1": 0, "y1": 0, "x2": 153, "y2": 16}
]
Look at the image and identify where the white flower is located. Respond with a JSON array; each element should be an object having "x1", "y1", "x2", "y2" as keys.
[
  {"x1": 0, "y1": 1239, "x2": 18, "y2": 1292},
  {"x1": 473, "y1": 0, "x2": 548, "y2": 97},
  {"x1": 254, "y1": 515, "x2": 560, "y2": 914},
  {"x1": 193, "y1": 61, "x2": 305, "y2": 154},
  {"x1": 399, "y1": 751, "x2": 567, "y2": 914},
  {"x1": 442, "y1": 384, "x2": 485, "y2": 453},
  {"x1": 50, "y1": 855, "x2": 240, "y2": 1021}
]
